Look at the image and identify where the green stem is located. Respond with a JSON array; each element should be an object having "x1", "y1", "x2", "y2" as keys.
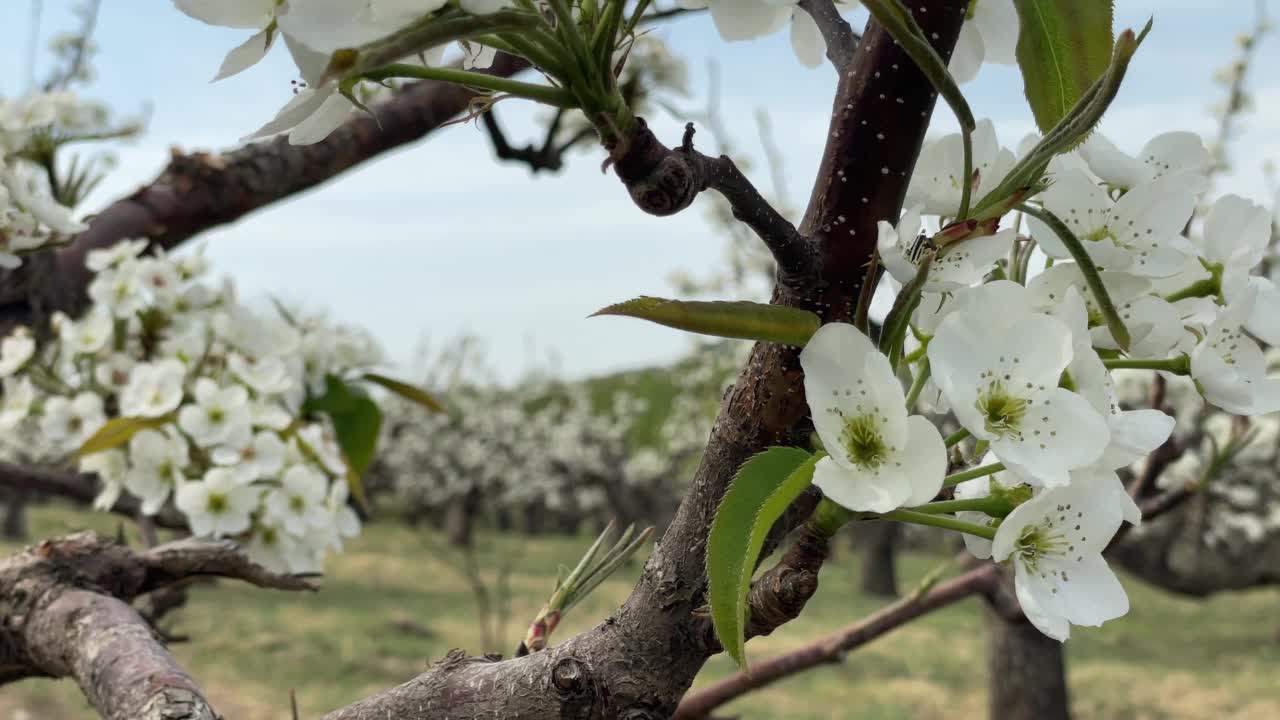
[
  {"x1": 358, "y1": 64, "x2": 578, "y2": 107},
  {"x1": 344, "y1": 9, "x2": 542, "y2": 78},
  {"x1": 943, "y1": 461, "x2": 1004, "y2": 488},
  {"x1": 808, "y1": 496, "x2": 855, "y2": 538},
  {"x1": 880, "y1": 509, "x2": 997, "y2": 540},
  {"x1": 1102, "y1": 355, "x2": 1191, "y2": 374},
  {"x1": 1163, "y1": 277, "x2": 1219, "y2": 303},
  {"x1": 958, "y1": 126, "x2": 974, "y2": 219},
  {"x1": 482, "y1": 33, "x2": 562, "y2": 73},
  {"x1": 908, "y1": 497, "x2": 999, "y2": 515},
  {"x1": 904, "y1": 358, "x2": 931, "y2": 412},
  {"x1": 944, "y1": 428, "x2": 971, "y2": 448},
  {"x1": 1018, "y1": 203, "x2": 1132, "y2": 351}
]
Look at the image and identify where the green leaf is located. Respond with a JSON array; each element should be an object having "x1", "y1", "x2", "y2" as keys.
[
  {"x1": 304, "y1": 374, "x2": 384, "y2": 509},
  {"x1": 1014, "y1": 0, "x2": 1115, "y2": 133},
  {"x1": 708, "y1": 447, "x2": 821, "y2": 668},
  {"x1": 362, "y1": 372, "x2": 446, "y2": 414},
  {"x1": 592, "y1": 297, "x2": 821, "y2": 347},
  {"x1": 75, "y1": 415, "x2": 171, "y2": 459}
]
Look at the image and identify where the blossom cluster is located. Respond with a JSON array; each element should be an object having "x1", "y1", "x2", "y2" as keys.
[
  {"x1": 380, "y1": 338, "x2": 737, "y2": 528},
  {"x1": 0, "y1": 239, "x2": 388, "y2": 573},
  {"x1": 0, "y1": 92, "x2": 90, "y2": 268},
  {"x1": 802, "y1": 120, "x2": 1278, "y2": 641}
]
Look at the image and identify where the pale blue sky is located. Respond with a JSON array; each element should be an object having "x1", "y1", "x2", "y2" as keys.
[{"x1": 2, "y1": 1, "x2": 1277, "y2": 383}]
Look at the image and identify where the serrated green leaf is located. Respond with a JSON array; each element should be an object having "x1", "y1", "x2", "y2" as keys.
[
  {"x1": 708, "y1": 447, "x2": 821, "y2": 668},
  {"x1": 592, "y1": 297, "x2": 820, "y2": 347},
  {"x1": 1014, "y1": 0, "x2": 1114, "y2": 133},
  {"x1": 361, "y1": 372, "x2": 446, "y2": 414},
  {"x1": 75, "y1": 415, "x2": 172, "y2": 459}
]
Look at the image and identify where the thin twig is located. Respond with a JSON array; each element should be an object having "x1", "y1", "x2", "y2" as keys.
[{"x1": 676, "y1": 563, "x2": 998, "y2": 718}]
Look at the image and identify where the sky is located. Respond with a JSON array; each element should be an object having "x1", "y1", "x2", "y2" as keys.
[{"x1": 1, "y1": 1, "x2": 1278, "y2": 384}]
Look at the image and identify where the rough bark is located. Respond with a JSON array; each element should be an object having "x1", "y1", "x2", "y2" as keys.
[
  {"x1": 322, "y1": 3, "x2": 968, "y2": 717},
  {"x1": 0, "y1": 532, "x2": 313, "y2": 719},
  {"x1": 859, "y1": 521, "x2": 901, "y2": 597}
]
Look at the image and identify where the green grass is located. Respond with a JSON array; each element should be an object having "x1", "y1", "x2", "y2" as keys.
[{"x1": 3, "y1": 504, "x2": 1278, "y2": 719}]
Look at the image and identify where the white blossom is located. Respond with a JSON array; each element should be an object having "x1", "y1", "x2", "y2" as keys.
[
  {"x1": 801, "y1": 323, "x2": 946, "y2": 512},
  {"x1": 120, "y1": 359, "x2": 188, "y2": 418},
  {"x1": 265, "y1": 464, "x2": 331, "y2": 536},
  {"x1": 176, "y1": 467, "x2": 261, "y2": 537},
  {"x1": 126, "y1": 428, "x2": 191, "y2": 515},
  {"x1": 41, "y1": 392, "x2": 106, "y2": 450},
  {"x1": 1029, "y1": 169, "x2": 1200, "y2": 277},
  {"x1": 928, "y1": 284, "x2": 1109, "y2": 488},
  {"x1": 178, "y1": 378, "x2": 253, "y2": 447},
  {"x1": 1190, "y1": 287, "x2": 1280, "y2": 416},
  {"x1": 991, "y1": 482, "x2": 1129, "y2": 641}
]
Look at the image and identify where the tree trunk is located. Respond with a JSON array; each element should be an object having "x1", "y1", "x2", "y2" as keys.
[
  {"x1": 445, "y1": 491, "x2": 478, "y2": 548},
  {"x1": 0, "y1": 489, "x2": 27, "y2": 541},
  {"x1": 859, "y1": 522, "x2": 900, "y2": 597},
  {"x1": 985, "y1": 600, "x2": 1069, "y2": 720}
]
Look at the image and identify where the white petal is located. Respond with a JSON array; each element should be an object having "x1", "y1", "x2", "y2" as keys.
[
  {"x1": 812, "y1": 456, "x2": 898, "y2": 512},
  {"x1": 1045, "y1": 553, "x2": 1129, "y2": 628},
  {"x1": 1200, "y1": 194, "x2": 1271, "y2": 270},
  {"x1": 948, "y1": 22, "x2": 983, "y2": 84},
  {"x1": 790, "y1": 9, "x2": 826, "y2": 68},
  {"x1": 1140, "y1": 131, "x2": 1211, "y2": 182},
  {"x1": 245, "y1": 88, "x2": 328, "y2": 141},
  {"x1": 1099, "y1": 409, "x2": 1174, "y2": 471},
  {"x1": 1077, "y1": 133, "x2": 1150, "y2": 189},
  {"x1": 1244, "y1": 277, "x2": 1280, "y2": 346},
  {"x1": 1107, "y1": 174, "x2": 1199, "y2": 277},
  {"x1": 213, "y1": 26, "x2": 276, "y2": 81},
  {"x1": 899, "y1": 415, "x2": 947, "y2": 506},
  {"x1": 288, "y1": 91, "x2": 353, "y2": 145},
  {"x1": 1014, "y1": 566, "x2": 1072, "y2": 641},
  {"x1": 173, "y1": 0, "x2": 274, "y2": 29},
  {"x1": 709, "y1": 1, "x2": 790, "y2": 41},
  {"x1": 971, "y1": 0, "x2": 1017, "y2": 64}
]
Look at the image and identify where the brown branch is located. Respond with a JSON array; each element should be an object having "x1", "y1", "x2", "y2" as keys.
[
  {"x1": 0, "y1": 54, "x2": 530, "y2": 328},
  {"x1": 675, "y1": 563, "x2": 998, "y2": 719},
  {"x1": 684, "y1": 125, "x2": 814, "y2": 283},
  {"x1": 0, "y1": 531, "x2": 310, "y2": 718},
  {"x1": 0, "y1": 459, "x2": 188, "y2": 530}
]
